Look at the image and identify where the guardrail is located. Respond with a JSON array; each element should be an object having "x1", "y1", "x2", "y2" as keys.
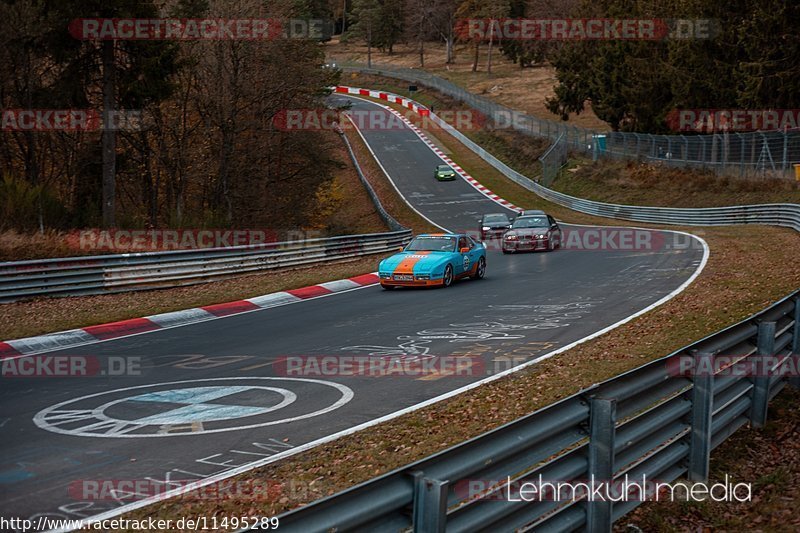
[
  {"x1": 338, "y1": 85, "x2": 799, "y2": 233},
  {"x1": 332, "y1": 60, "x2": 800, "y2": 177},
  {"x1": 0, "y1": 230, "x2": 412, "y2": 302},
  {"x1": 433, "y1": 108, "x2": 800, "y2": 232},
  {"x1": 336, "y1": 122, "x2": 406, "y2": 232},
  {"x1": 259, "y1": 290, "x2": 799, "y2": 533}
]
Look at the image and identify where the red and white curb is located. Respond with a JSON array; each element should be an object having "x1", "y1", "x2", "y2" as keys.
[
  {"x1": 335, "y1": 86, "x2": 523, "y2": 214},
  {"x1": 0, "y1": 273, "x2": 380, "y2": 359}
]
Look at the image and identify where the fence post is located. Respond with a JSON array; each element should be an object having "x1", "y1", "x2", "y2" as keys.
[
  {"x1": 791, "y1": 298, "x2": 800, "y2": 390},
  {"x1": 688, "y1": 351, "x2": 714, "y2": 482},
  {"x1": 587, "y1": 397, "x2": 616, "y2": 533},
  {"x1": 411, "y1": 471, "x2": 448, "y2": 533},
  {"x1": 751, "y1": 321, "x2": 776, "y2": 428},
  {"x1": 738, "y1": 133, "x2": 745, "y2": 178},
  {"x1": 783, "y1": 130, "x2": 788, "y2": 172}
]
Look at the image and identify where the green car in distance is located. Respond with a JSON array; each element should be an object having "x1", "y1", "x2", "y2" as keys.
[{"x1": 434, "y1": 164, "x2": 457, "y2": 181}]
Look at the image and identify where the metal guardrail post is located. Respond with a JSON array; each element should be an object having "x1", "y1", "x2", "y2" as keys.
[
  {"x1": 751, "y1": 321, "x2": 776, "y2": 427},
  {"x1": 411, "y1": 471, "x2": 448, "y2": 533},
  {"x1": 791, "y1": 298, "x2": 800, "y2": 390},
  {"x1": 688, "y1": 351, "x2": 714, "y2": 482},
  {"x1": 587, "y1": 397, "x2": 616, "y2": 533}
]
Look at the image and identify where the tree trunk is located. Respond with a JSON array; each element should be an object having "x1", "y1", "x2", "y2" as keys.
[
  {"x1": 446, "y1": 32, "x2": 454, "y2": 64},
  {"x1": 367, "y1": 21, "x2": 372, "y2": 68},
  {"x1": 472, "y1": 40, "x2": 479, "y2": 72},
  {"x1": 101, "y1": 40, "x2": 117, "y2": 228},
  {"x1": 419, "y1": 37, "x2": 424, "y2": 67},
  {"x1": 487, "y1": 20, "x2": 495, "y2": 75}
]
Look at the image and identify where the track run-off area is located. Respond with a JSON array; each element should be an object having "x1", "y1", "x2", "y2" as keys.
[{"x1": 0, "y1": 94, "x2": 706, "y2": 529}]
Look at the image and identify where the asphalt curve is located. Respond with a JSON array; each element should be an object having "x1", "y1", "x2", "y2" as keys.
[{"x1": 0, "y1": 95, "x2": 705, "y2": 526}]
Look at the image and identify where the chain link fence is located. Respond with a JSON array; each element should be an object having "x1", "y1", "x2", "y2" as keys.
[
  {"x1": 332, "y1": 59, "x2": 800, "y2": 179},
  {"x1": 538, "y1": 132, "x2": 568, "y2": 186}
]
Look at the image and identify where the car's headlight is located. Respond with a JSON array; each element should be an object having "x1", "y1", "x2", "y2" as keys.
[
  {"x1": 505, "y1": 234, "x2": 518, "y2": 240},
  {"x1": 379, "y1": 272, "x2": 391, "y2": 279},
  {"x1": 416, "y1": 274, "x2": 430, "y2": 280},
  {"x1": 482, "y1": 226, "x2": 490, "y2": 231}
]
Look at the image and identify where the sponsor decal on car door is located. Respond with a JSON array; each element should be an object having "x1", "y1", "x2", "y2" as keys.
[{"x1": 458, "y1": 237, "x2": 470, "y2": 275}]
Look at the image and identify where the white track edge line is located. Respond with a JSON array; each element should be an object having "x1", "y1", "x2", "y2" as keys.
[{"x1": 341, "y1": 102, "x2": 449, "y2": 232}]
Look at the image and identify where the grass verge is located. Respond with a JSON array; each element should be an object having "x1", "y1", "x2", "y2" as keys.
[
  {"x1": 341, "y1": 119, "x2": 439, "y2": 235},
  {"x1": 554, "y1": 159, "x2": 800, "y2": 207},
  {"x1": 117, "y1": 84, "x2": 800, "y2": 531}
]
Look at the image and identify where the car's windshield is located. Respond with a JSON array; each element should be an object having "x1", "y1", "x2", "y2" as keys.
[
  {"x1": 437, "y1": 165, "x2": 452, "y2": 171},
  {"x1": 483, "y1": 214, "x2": 509, "y2": 224},
  {"x1": 406, "y1": 236, "x2": 456, "y2": 252},
  {"x1": 512, "y1": 216, "x2": 548, "y2": 228}
]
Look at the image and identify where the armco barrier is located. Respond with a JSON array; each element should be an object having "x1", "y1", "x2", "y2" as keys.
[
  {"x1": 335, "y1": 86, "x2": 800, "y2": 233},
  {"x1": 0, "y1": 230, "x2": 411, "y2": 302},
  {"x1": 252, "y1": 290, "x2": 800, "y2": 533}
]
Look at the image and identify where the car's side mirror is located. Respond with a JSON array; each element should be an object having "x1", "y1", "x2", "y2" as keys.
[{"x1": 460, "y1": 247, "x2": 470, "y2": 253}]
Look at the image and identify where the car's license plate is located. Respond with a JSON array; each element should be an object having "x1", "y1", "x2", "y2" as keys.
[{"x1": 393, "y1": 274, "x2": 413, "y2": 281}]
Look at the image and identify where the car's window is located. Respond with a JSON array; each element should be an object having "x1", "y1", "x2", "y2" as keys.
[
  {"x1": 406, "y1": 236, "x2": 456, "y2": 252},
  {"x1": 512, "y1": 216, "x2": 547, "y2": 228},
  {"x1": 437, "y1": 165, "x2": 451, "y2": 171},
  {"x1": 483, "y1": 214, "x2": 509, "y2": 224}
]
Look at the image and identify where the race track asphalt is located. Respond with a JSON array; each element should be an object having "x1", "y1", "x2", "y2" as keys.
[{"x1": 0, "y1": 95, "x2": 705, "y2": 525}]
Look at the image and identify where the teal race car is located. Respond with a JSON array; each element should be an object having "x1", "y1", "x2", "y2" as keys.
[
  {"x1": 434, "y1": 164, "x2": 457, "y2": 181},
  {"x1": 379, "y1": 234, "x2": 486, "y2": 289}
]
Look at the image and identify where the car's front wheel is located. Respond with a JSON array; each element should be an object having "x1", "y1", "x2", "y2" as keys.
[
  {"x1": 471, "y1": 257, "x2": 486, "y2": 279},
  {"x1": 442, "y1": 265, "x2": 454, "y2": 288}
]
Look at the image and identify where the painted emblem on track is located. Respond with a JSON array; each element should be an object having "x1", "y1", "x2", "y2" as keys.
[{"x1": 33, "y1": 377, "x2": 353, "y2": 438}]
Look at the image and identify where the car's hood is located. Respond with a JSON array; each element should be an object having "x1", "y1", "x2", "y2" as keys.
[
  {"x1": 380, "y1": 251, "x2": 450, "y2": 274},
  {"x1": 507, "y1": 227, "x2": 548, "y2": 235}
]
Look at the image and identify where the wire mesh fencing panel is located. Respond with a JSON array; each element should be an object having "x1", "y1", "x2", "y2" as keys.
[{"x1": 539, "y1": 132, "x2": 568, "y2": 186}]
